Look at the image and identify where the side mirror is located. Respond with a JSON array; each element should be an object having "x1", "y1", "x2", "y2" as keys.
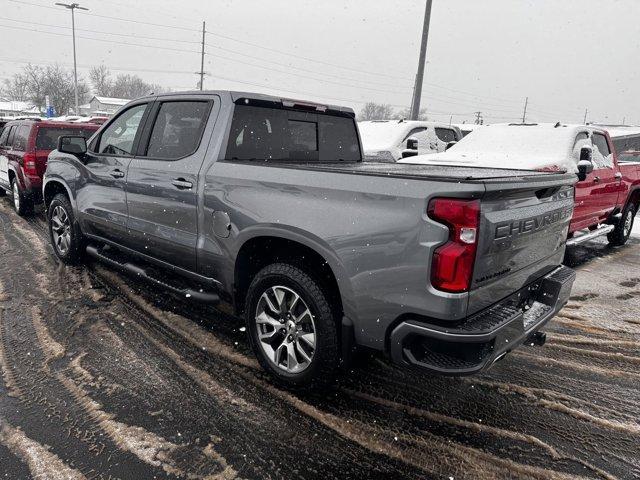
[
  {"x1": 445, "y1": 141, "x2": 457, "y2": 151},
  {"x1": 577, "y1": 159, "x2": 594, "y2": 182},
  {"x1": 401, "y1": 149, "x2": 419, "y2": 159},
  {"x1": 406, "y1": 137, "x2": 418, "y2": 150},
  {"x1": 58, "y1": 135, "x2": 87, "y2": 157}
]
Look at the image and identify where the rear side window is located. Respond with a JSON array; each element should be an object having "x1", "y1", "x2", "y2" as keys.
[
  {"x1": 7, "y1": 126, "x2": 16, "y2": 147},
  {"x1": 145, "y1": 101, "x2": 210, "y2": 160},
  {"x1": 36, "y1": 127, "x2": 95, "y2": 150},
  {"x1": 591, "y1": 133, "x2": 613, "y2": 168},
  {"x1": 613, "y1": 134, "x2": 640, "y2": 155},
  {"x1": 0, "y1": 127, "x2": 9, "y2": 146},
  {"x1": 434, "y1": 127, "x2": 457, "y2": 143},
  {"x1": 13, "y1": 126, "x2": 30, "y2": 151},
  {"x1": 226, "y1": 105, "x2": 360, "y2": 162}
]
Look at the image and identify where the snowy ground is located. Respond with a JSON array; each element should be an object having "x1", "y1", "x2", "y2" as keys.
[{"x1": 0, "y1": 198, "x2": 638, "y2": 480}]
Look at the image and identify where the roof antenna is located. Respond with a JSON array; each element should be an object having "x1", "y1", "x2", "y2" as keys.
[{"x1": 554, "y1": 122, "x2": 561, "y2": 128}]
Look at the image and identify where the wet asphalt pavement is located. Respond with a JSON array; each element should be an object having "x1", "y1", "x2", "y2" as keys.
[{"x1": 0, "y1": 198, "x2": 639, "y2": 480}]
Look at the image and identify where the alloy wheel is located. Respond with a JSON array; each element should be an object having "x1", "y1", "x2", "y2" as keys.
[
  {"x1": 255, "y1": 285, "x2": 316, "y2": 374},
  {"x1": 51, "y1": 205, "x2": 72, "y2": 255}
]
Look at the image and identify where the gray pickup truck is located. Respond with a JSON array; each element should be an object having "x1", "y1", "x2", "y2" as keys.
[{"x1": 43, "y1": 91, "x2": 576, "y2": 387}]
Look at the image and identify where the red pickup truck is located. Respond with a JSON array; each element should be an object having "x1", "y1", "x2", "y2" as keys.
[
  {"x1": 568, "y1": 127, "x2": 640, "y2": 246},
  {"x1": 399, "y1": 123, "x2": 640, "y2": 247}
]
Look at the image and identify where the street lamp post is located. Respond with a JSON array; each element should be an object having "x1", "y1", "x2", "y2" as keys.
[{"x1": 55, "y1": 2, "x2": 88, "y2": 115}]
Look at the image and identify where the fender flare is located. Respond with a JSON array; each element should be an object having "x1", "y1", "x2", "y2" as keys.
[
  {"x1": 42, "y1": 176, "x2": 76, "y2": 211},
  {"x1": 232, "y1": 224, "x2": 358, "y2": 322}
]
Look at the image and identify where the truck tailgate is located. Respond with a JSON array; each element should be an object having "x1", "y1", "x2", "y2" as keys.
[{"x1": 469, "y1": 177, "x2": 575, "y2": 315}]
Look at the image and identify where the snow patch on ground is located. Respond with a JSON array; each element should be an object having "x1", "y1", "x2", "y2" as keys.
[{"x1": 0, "y1": 417, "x2": 85, "y2": 480}]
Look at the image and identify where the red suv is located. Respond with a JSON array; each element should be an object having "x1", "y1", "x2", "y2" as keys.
[{"x1": 0, "y1": 120, "x2": 99, "y2": 215}]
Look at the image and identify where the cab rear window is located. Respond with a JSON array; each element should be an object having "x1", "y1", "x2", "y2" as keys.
[
  {"x1": 225, "y1": 105, "x2": 360, "y2": 162},
  {"x1": 36, "y1": 127, "x2": 96, "y2": 150}
]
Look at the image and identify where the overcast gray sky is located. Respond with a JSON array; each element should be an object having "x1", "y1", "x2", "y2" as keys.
[{"x1": 2, "y1": 0, "x2": 639, "y2": 124}]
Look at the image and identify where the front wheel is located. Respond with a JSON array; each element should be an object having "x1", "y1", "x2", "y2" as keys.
[
  {"x1": 608, "y1": 203, "x2": 636, "y2": 246},
  {"x1": 48, "y1": 193, "x2": 85, "y2": 264},
  {"x1": 245, "y1": 263, "x2": 339, "y2": 388}
]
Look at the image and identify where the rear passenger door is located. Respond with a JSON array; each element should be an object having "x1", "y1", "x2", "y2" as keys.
[{"x1": 124, "y1": 97, "x2": 215, "y2": 271}]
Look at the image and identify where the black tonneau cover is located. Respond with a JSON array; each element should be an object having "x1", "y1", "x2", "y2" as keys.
[{"x1": 268, "y1": 161, "x2": 577, "y2": 184}]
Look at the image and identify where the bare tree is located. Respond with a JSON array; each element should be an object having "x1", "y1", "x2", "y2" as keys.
[
  {"x1": 89, "y1": 66, "x2": 166, "y2": 99},
  {"x1": 2, "y1": 64, "x2": 89, "y2": 114},
  {"x1": 0, "y1": 72, "x2": 30, "y2": 102},
  {"x1": 358, "y1": 102, "x2": 395, "y2": 121},
  {"x1": 89, "y1": 65, "x2": 112, "y2": 96},
  {"x1": 392, "y1": 107, "x2": 429, "y2": 121}
]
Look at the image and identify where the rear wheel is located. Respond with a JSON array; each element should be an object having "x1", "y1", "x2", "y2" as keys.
[
  {"x1": 11, "y1": 178, "x2": 33, "y2": 216},
  {"x1": 245, "y1": 263, "x2": 339, "y2": 388},
  {"x1": 48, "y1": 193, "x2": 85, "y2": 264},
  {"x1": 607, "y1": 203, "x2": 636, "y2": 246}
]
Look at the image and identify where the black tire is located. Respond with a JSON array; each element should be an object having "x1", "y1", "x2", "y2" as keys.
[
  {"x1": 10, "y1": 177, "x2": 33, "y2": 216},
  {"x1": 607, "y1": 203, "x2": 636, "y2": 246},
  {"x1": 0, "y1": 186, "x2": 6, "y2": 197},
  {"x1": 245, "y1": 263, "x2": 339, "y2": 388},
  {"x1": 48, "y1": 193, "x2": 85, "y2": 264}
]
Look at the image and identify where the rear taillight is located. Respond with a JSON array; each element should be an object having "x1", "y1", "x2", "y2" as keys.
[
  {"x1": 23, "y1": 152, "x2": 38, "y2": 176},
  {"x1": 427, "y1": 198, "x2": 480, "y2": 293}
]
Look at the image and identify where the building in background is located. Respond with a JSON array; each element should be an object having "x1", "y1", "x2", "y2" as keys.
[
  {"x1": 0, "y1": 100, "x2": 39, "y2": 117},
  {"x1": 79, "y1": 96, "x2": 129, "y2": 116}
]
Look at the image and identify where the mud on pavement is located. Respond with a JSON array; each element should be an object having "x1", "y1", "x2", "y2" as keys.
[{"x1": 0, "y1": 199, "x2": 639, "y2": 480}]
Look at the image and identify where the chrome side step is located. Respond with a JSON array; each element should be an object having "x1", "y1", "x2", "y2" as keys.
[
  {"x1": 86, "y1": 245, "x2": 220, "y2": 304},
  {"x1": 566, "y1": 224, "x2": 614, "y2": 247}
]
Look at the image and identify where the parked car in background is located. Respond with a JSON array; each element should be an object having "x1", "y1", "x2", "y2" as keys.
[
  {"x1": 44, "y1": 91, "x2": 576, "y2": 386},
  {"x1": 0, "y1": 119, "x2": 99, "y2": 215},
  {"x1": 400, "y1": 123, "x2": 640, "y2": 246},
  {"x1": 359, "y1": 119, "x2": 461, "y2": 162}
]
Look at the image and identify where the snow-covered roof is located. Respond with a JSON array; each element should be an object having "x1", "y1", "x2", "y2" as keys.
[
  {"x1": 0, "y1": 101, "x2": 36, "y2": 112},
  {"x1": 358, "y1": 120, "x2": 457, "y2": 151},
  {"x1": 596, "y1": 125, "x2": 640, "y2": 139},
  {"x1": 398, "y1": 123, "x2": 601, "y2": 173},
  {"x1": 91, "y1": 96, "x2": 130, "y2": 106}
]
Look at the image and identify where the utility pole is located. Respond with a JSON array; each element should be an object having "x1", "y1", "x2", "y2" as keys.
[
  {"x1": 521, "y1": 97, "x2": 528, "y2": 123},
  {"x1": 583, "y1": 108, "x2": 588, "y2": 124},
  {"x1": 199, "y1": 21, "x2": 206, "y2": 90},
  {"x1": 410, "y1": 0, "x2": 433, "y2": 120},
  {"x1": 55, "y1": 2, "x2": 88, "y2": 114},
  {"x1": 474, "y1": 111, "x2": 482, "y2": 125}
]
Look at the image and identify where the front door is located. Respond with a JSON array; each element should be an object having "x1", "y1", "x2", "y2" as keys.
[
  {"x1": 76, "y1": 102, "x2": 151, "y2": 244},
  {"x1": 124, "y1": 98, "x2": 214, "y2": 271}
]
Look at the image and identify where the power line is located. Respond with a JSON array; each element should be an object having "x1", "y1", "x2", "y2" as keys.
[{"x1": 0, "y1": 16, "x2": 202, "y2": 45}]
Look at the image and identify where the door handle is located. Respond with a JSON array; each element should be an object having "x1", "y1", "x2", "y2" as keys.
[
  {"x1": 593, "y1": 176, "x2": 600, "y2": 183},
  {"x1": 614, "y1": 172, "x2": 623, "y2": 180},
  {"x1": 110, "y1": 169, "x2": 125, "y2": 179},
  {"x1": 172, "y1": 178, "x2": 193, "y2": 189}
]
